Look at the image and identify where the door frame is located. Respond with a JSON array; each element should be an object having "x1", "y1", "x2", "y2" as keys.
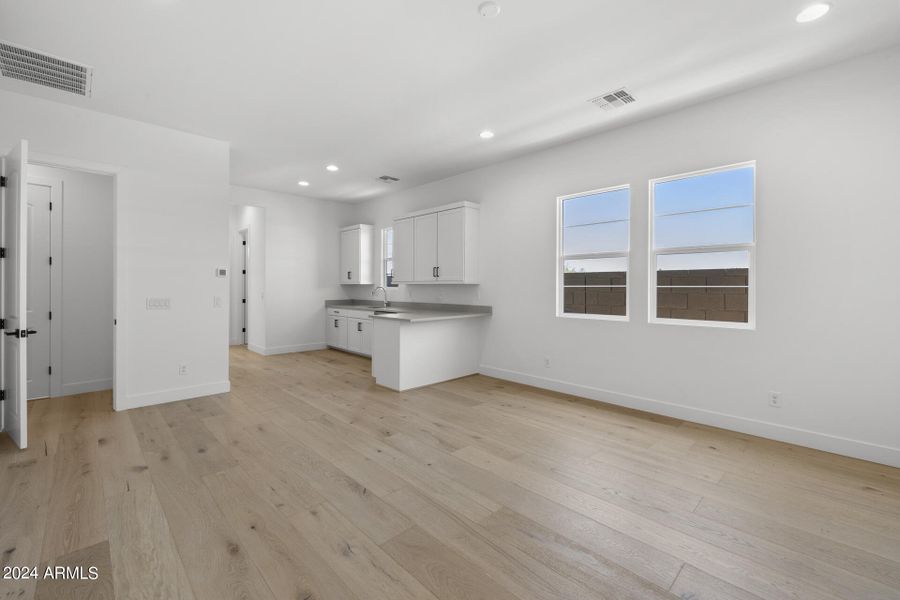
[{"x1": 26, "y1": 152, "x2": 123, "y2": 410}]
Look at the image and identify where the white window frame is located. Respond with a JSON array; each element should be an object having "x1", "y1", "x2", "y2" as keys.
[
  {"x1": 648, "y1": 161, "x2": 756, "y2": 330},
  {"x1": 556, "y1": 184, "x2": 630, "y2": 322},
  {"x1": 381, "y1": 226, "x2": 398, "y2": 288}
]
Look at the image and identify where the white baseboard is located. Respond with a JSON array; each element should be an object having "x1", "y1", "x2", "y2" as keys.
[
  {"x1": 60, "y1": 378, "x2": 113, "y2": 396},
  {"x1": 479, "y1": 364, "x2": 900, "y2": 469},
  {"x1": 248, "y1": 342, "x2": 327, "y2": 356},
  {"x1": 118, "y1": 380, "x2": 231, "y2": 411}
]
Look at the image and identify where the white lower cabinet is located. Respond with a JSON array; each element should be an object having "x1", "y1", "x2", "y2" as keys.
[
  {"x1": 326, "y1": 309, "x2": 372, "y2": 356},
  {"x1": 326, "y1": 315, "x2": 348, "y2": 349},
  {"x1": 347, "y1": 318, "x2": 372, "y2": 355}
]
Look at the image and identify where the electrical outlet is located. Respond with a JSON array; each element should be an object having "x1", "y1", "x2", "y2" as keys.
[
  {"x1": 179, "y1": 363, "x2": 188, "y2": 376},
  {"x1": 544, "y1": 356, "x2": 551, "y2": 368},
  {"x1": 768, "y1": 391, "x2": 782, "y2": 408}
]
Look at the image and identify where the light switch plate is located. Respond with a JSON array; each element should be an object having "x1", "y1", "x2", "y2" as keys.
[{"x1": 146, "y1": 297, "x2": 171, "y2": 310}]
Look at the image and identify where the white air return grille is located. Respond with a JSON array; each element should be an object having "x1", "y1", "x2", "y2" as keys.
[
  {"x1": 0, "y1": 41, "x2": 93, "y2": 97},
  {"x1": 588, "y1": 88, "x2": 636, "y2": 111}
]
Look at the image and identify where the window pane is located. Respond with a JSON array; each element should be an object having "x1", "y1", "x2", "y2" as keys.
[
  {"x1": 656, "y1": 250, "x2": 749, "y2": 271},
  {"x1": 654, "y1": 165, "x2": 754, "y2": 215},
  {"x1": 385, "y1": 259, "x2": 397, "y2": 287},
  {"x1": 656, "y1": 251, "x2": 748, "y2": 323},
  {"x1": 563, "y1": 220, "x2": 629, "y2": 255},
  {"x1": 563, "y1": 187, "x2": 629, "y2": 227},
  {"x1": 654, "y1": 205, "x2": 753, "y2": 249},
  {"x1": 563, "y1": 258, "x2": 627, "y2": 316}
]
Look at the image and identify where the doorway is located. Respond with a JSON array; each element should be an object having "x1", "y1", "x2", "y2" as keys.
[{"x1": 25, "y1": 165, "x2": 114, "y2": 400}]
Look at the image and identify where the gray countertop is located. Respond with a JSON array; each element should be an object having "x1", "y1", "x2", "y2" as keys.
[
  {"x1": 325, "y1": 299, "x2": 491, "y2": 323},
  {"x1": 370, "y1": 310, "x2": 490, "y2": 323}
]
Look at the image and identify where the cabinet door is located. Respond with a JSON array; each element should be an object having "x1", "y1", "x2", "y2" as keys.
[
  {"x1": 340, "y1": 229, "x2": 359, "y2": 284},
  {"x1": 326, "y1": 315, "x2": 348, "y2": 348},
  {"x1": 413, "y1": 213, "x2": 438, "y2": 282},
  {"x1": 358, "y1": 318, "x2": 372, "y2": 356},
  {"x1": 393, "y1": 218, "x2": 414, "y2": 283},
  {"x1": 436, "y1": 207, "x2": 465, "y2": 281},
  {"x1": 347, "y1": 318, "x2": 362, "y2": 353}
]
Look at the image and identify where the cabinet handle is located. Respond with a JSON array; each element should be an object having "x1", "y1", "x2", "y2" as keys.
[
  {"x1": 357, "y1": 322, "x2": 362, "y2": 332},
  {"x1": 436, "y1": 266, "x2": 440, "y2": 278},
  {"x1": 432, "y1": 266, "x2": 437, "y2": 278},
  {"x1": 347, "y1": 271, "x2": 351, "y2": 280},
  {"x1": 334, "y1": 319, "x2": 339, "y2": 327}
]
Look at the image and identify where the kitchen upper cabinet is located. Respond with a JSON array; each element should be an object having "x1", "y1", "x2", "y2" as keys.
[
  {"x1": 436, "y1": 208, "x2": 465, "y2": 281},
  {"x1": 391, "y1": 202, "x2": 478, "y2": 284},
  {"x1": 413, "y1": 213, "x2": 438, "y2": 281},
  {"x1": 339, "y1": 224, "x2": 373, "y2": 284}
]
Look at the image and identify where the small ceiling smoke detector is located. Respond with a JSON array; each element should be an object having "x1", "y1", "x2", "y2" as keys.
[
  {"x1": 0, "y1": 40, "x2": 93, "y2": 97},
  {"x1": 479, "y1": 130, "x2": 495, "y2": 139},
  {"x1": 478, "y1": 1, "x2": 501, "y2": 18},
  {"x1": 326, "y1": 164, "x2": 339, "y2": 172},
  {"x1": 588, "y1": 88, "x2": 637, "y2": 111},
  {"x1": 796, "y1": 3, "x2": 831, "y2": 23},
  {"x1": 378, "y1": 175, "x2": 400, "y2": 183},
  {"x1": 297, "y1": 180, "x2": 310, "y2": 186}
]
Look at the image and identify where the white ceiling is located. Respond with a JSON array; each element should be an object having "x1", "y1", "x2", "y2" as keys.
[{"x1": 1, "y1": 1, "x2": 899, "y2": 201}]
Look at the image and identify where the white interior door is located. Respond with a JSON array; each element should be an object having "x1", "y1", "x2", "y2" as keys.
[
  {"x1": 26, "y1": 178, "x2": 52, "y2": 399},
  {"x1": 2, "y1": 140, "x2": 29, "y2": 449},
  {"x1": 413, "y1": 213, "x2": 438, "y2": 282}
]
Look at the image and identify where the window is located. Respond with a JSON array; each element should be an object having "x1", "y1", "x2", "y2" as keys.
[
  {"x1": 557, "y1": 185, "x2": 630, "y2": 319},
  {"x1": 649, "y1": 162, "x2": 755, "y2": 328},
  {"x1": 382, "y1": 227, "x2": 398, "y2": 287}
]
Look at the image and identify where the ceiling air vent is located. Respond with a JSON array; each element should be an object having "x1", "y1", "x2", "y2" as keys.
[
  {"x1": 588, "y1": 88, "x2": 636, "y2": 111},
  {"x1": 0, "y1": 41, "x2": 93, "y2": 97},
  {"x1": 378, "y1": 175, "x2": 400, "y2": 183}
]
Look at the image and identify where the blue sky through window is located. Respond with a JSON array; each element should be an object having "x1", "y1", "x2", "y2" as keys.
[{"x1": 654, "y1": 165, "x2": 754, "y2": 270}]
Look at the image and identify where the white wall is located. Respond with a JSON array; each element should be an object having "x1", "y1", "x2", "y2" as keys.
[
  {"x1": 347, "y1": 47, "x2": 900, "y2": 467},
  {"x1": 228, "y1": 205, "x2": 266, "y2": 349},
  {"x1": 0, "y1": 89, "x2": 231, "y2": 410},
  {"x1": 28, "y1": 164, "x2": 114, "y2": 396},
  {"x1": 229, "y1": 186, "x2": 353, "y2": 355}
]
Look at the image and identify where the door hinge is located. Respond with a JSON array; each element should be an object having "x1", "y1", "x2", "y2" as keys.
[
  {"x1": 0, "y1": 389, "x2": 5, "y2": 401},
  {"x1": 242, "y1": 298, "x2": 246, "y2": 304},
  {"x1": 242, "y1": 327, "x2": 246, "y2": 332},
  {"x1": 0, "y1": 318, "x2": 4, "y2": 330},
  {"x1": 49, "y1": 201, "x2": 53, "y2": 211},
  {"x1": 0, "y1": 248, "x2": 5, "y2": 258},
  {"x1": 242, "y1": 241, "x2": 246, "y2": 246},
  {"x1": 242, "y1": 269, "x2": 246, "y2": 274},
  {"x1": 0, "y1": 176, "x2": 6, "y2": 188},
  {"x1": 48, "y1": 365, "x2": 52, "y2": 375},
  {"x1": 49, "y1": 311, "x2": 52, "y2": 320},
  {"x1": 49, "y1": 256, "x2": 53, "y2": 266}
]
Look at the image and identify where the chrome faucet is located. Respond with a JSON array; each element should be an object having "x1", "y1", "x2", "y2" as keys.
[{"x1": 372, "y1": 286, "x2": 389, "y2": 308}]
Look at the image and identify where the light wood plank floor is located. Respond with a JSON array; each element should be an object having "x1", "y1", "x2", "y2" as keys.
[{"x1": 2, "y1": 346, "x2": 900, "y2": 600}]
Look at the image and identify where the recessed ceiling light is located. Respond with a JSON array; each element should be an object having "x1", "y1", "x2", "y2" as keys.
[
  {"x1": 478, "y1": 1, "x2": 501, "y2": 18},
  {"x1": 297, "y1": 180, "x2": 310, "y2": 186},
  {"x1": 326, "y1": 164, "x2": 339, "y2": 172},
  {"x1": 479, "y1": 130, "x2": 495, "y2": 139},
  {"x1": 796, "y1": 3, "x2": 831, "y2": 23}
]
